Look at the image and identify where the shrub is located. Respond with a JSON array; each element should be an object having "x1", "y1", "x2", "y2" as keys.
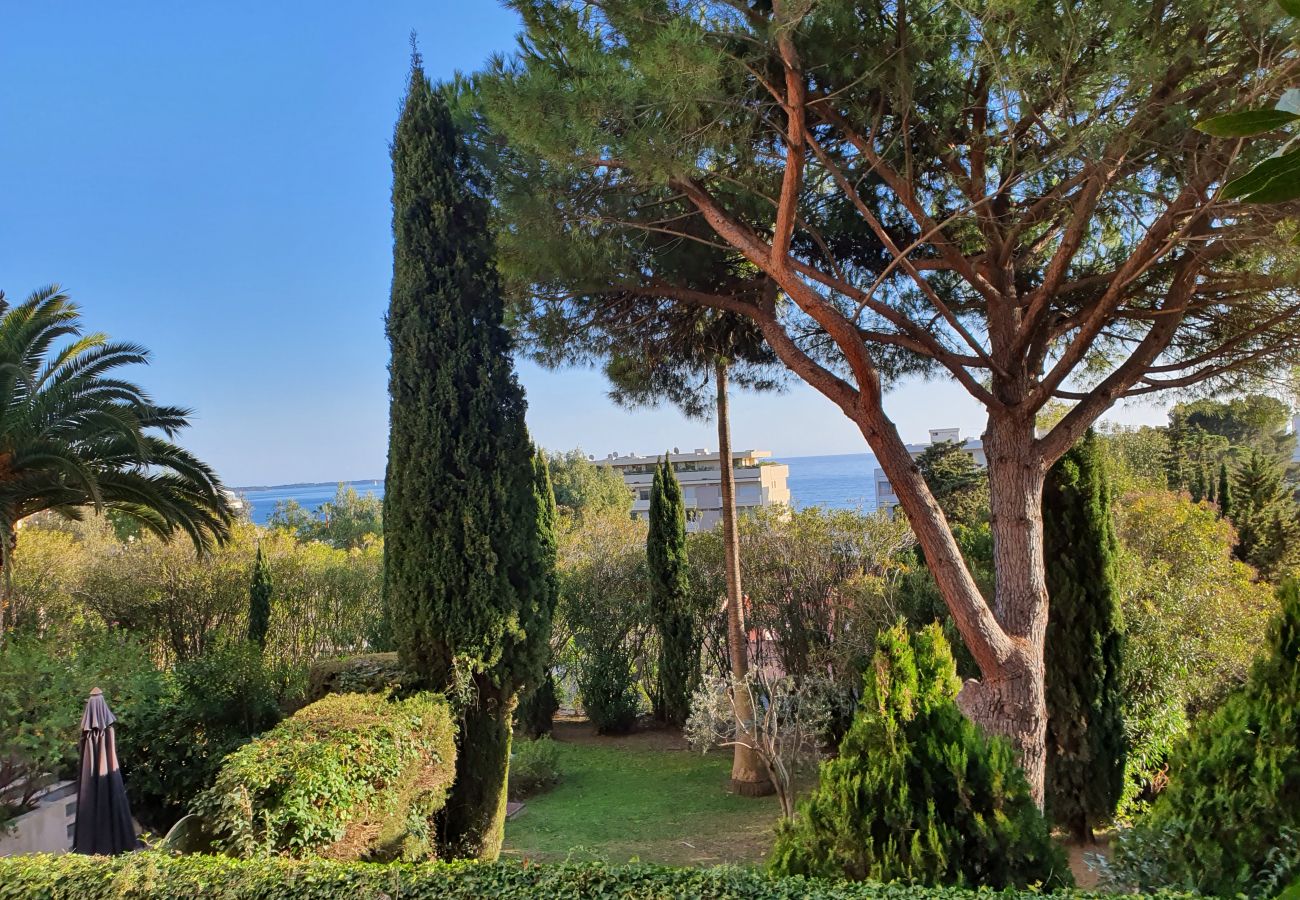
[
  {"x1": 191, "y1": 691, "x2": 455, "y2": 861},
  {"x1": 0, "y1": 633, "x2": 162, "y2": 823},
  {"x1": 577, "y1": 647, "x2": 640, "y2": 735},
  {"x1": 304, "y1": 652, "x2": 410, "y2": 705},
  {"x1": 769, "y1": 623, "x2": 1070, "y2": 890},
  {"x1": 516, "y1": 671, "x2": 560, "y2": 739},
  {"x1": 1105, "y1": 578, "x2": 1300, "y2": 897},
  {"x1": 508, "y1": 735, "x2": 562, "y2": 800},
  {"x1": 123, "y1": 642, "x2": 300, "y2": 831},
  {"x1": 0, "y1": 853, "x2": 1192, "y2": 900}
]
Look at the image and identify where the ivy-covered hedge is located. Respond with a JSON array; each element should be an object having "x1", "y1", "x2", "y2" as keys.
[
  {"x1": 303, "y1": 653, "x2": 411, "y2": 705},
  {"x1": 189, "y1": 692, "x2": 454, "y2": 860},
  {"x1": 0, "y1": 854, "x2": 1194, "y2": 900}
]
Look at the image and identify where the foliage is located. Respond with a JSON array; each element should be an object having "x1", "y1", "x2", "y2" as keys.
[
  {"x1": 190, "y1": 692, "x2": 454, "y2": 861},
  {"x1": 125, "y1": 641, "x2": 300, "y2": 830},
  {"x1": 0, "y1": 853, "x2": 1201, "y2": 900},
  {"x1": 647, "y1": 455, "x2": 694, "y2": 725},
  {"x1": 1231, "y1": 449, "x2": 1299, "y2": 578},
  {"x1": 247, "y1": 544, "x2": 272, "y2": 649},
  {"x1": 545, "y1": 449, "x2": 631, "y2": 520},
  {"x1": 0, "y1": 633, "x2": 162, "y2": 821},
  {"x1": 687, "y1": 672, "x2": 831, "y2": 819},
  {"x1": 1106, "y1": 578, "x2": 1300, "y2": 897},
  {"x1": 519, "y1": 450, "x2": 560, "y2": 736},
  {"x1": 914, "y1": 442, "x2": 989, "y2": 529},
  {"x1": 557, "y1": 508, "x2": 650, "y2": 731},
  {"x1": 770, "y1": 624, "x2": 1069, "y2": 890},
  {"x1": 1096, "y1": 425, "x2": 1174, "y2": 494},
  {"x1": 507, "y1": 735, "x2": 561, "y2": 800},
  {"x1": 268, "y1": 485, "x2": 383, "y2": 550},
  {"x1": 1043, "y1": 433, "x2": 1126, "y2": 839},
  {"x1": 577, "y1": 645, "x2": 641, "y2": 735},
  {"x1": 740, "y1": 506, "x2": 914, "y2": 685},
  {"x1": 0, "y1": 287, "x2": 233, "y2": 634},
  {"x1": 305, "y1": 653, "x2": 411, "y2": 705},
  {"x1": 1170, "y1": 394, "x2": 1296, "y2": 460},
  {"x1": 383, "y1": 62, "x2": 552, "y2": 859},
  {"x1": 10, "y1": 519, "x2": 383, "y2": 667},
  {"x1": 1112, "y1": 488, "x2": 1277, "y2": 811},
  {"x1": 515, "y1": 671, "x2": 560, "y2": 740}
]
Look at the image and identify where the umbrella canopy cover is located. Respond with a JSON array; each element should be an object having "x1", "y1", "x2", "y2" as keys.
[{"x1": 73, "y1": 688, "x2": 138, "y2": 855}]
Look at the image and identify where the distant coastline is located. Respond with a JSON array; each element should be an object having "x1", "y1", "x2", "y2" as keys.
[{"x1": 235, "y1": 453, "x2": 879, "y2": 525}]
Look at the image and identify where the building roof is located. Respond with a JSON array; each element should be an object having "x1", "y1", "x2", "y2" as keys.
[{"x1": 600, "y1": 449, "x2": 775, "y2": 467}]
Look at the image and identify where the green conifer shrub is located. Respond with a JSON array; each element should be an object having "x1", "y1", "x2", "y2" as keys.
[
  {"x1": 1042, "y1": 431, "x2": 1126, "y2": 840},
  {"x1": 247, "y1": 544, "x2": 272, "y2": 650},
  {"x1": 648, "y1": 454, "x2": 695, "y2": 725},
  {"x1": 382, "y1": 58, "x2": 554, "y2": 859},
  {"x1": 1107, "y1": 578, "x2": 1300, "y2": 897},
  {"x1": 769, "y1": 623, "x2": 1070, "y2": 890}
]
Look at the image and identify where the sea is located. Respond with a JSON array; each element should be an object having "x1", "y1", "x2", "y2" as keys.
[{"x1": 236, "y1": 453, "x2": 879, "y2": 525}]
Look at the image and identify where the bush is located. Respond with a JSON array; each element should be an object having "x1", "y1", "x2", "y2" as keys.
[
  {"x1": 0, "y1": 633, "x2": 162, "y2": 823},
  {"x1": 516, "y1": 671, "x2": 560, "y2": 739},
  {"x1": 0, "y1": 853, "x2": 1191, "y2": 900},
  {"x1": 123, "y1": 642, "x2": 300, "y2": 831},
  {"x1": 769, "y1": 623, "x2": 1070, "y2": 890},
  {"x1": 304, "y1": 652, "x2": 410, "y2": 705},
  {"x1": 190, "y1": 692, "x2": 455, "y2": 861},
  {"x1": 508, "y1": 735, "x2": 562, "y2": 800},
  {"x1": 577, "y1": 647, "x2": 640, "y2": 735},
  {"x1": 1104, "y1": 578, "x2": 1300, "y2": 897}
]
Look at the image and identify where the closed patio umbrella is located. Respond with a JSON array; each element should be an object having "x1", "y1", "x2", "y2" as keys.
[{"x1": 73, "y1": 688, "x2": 138, "y2": 855}]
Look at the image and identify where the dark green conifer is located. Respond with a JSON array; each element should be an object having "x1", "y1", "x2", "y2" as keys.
[
  {"x1": 1217, "y1": 462, "x2": 1233, "y2": 519},
  {"x1": 647, "y1": 453, "x2": 694, "y2": 725},
  {"x1": 1042, "y1": 430, "x2": 1126, "y2": 841},
  {"x1": 383, "y1": 56, "x2": 551, "y2": 860},
  {"x1": 247, "y1": 544, "x2": 272, "y2": 650},
  {"x1": 517, "y1": 450, "x2": 560, "y2": 738}
]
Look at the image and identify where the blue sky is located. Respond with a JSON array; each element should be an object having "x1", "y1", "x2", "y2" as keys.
[{"x1": 0, "y1": 2, "x2": 1167, "y2": 487}]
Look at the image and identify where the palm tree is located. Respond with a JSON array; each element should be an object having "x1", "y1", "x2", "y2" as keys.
[{"x1": 0, "y1": 286, "x2": 235, "y2": 634}]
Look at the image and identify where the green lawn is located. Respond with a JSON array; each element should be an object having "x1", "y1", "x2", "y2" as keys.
[{"x1": 502, "y1": 738, "x2": 783, "y2": 867}]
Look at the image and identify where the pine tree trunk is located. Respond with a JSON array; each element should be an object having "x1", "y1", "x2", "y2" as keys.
[
  {"x1": 959, "y1": 414, "x2": 1050, "y2": 808},
  {"x1": 716, "y1": 360, "x2": 774, "y2": 797},
  {"x1": 440, "y1": 677, "x2": 514, "y2": 860}
]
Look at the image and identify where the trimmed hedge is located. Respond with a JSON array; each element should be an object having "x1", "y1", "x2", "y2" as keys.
[
  {"x1": 190, "y1": 692, "x2": 454, "y2": 860},
  {"x1": 0, "y1": 854, "x2": 1193, "y2": 900},
  {"x1": 303, "y1": 653, "x2": 411, "y2": 705}
]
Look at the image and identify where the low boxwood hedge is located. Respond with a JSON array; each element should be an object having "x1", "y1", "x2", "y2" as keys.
[
  {"x1": 0, "y1": 854, "x2": 1194, "y2": 900},
  {"x1": 189, "y1": 691, "x2": 454, "y2": 861}
]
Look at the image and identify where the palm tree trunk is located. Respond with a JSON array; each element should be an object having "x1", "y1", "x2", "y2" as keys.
[{"x1": 715, "y1": 359, "x2": 774, "y2": 797}]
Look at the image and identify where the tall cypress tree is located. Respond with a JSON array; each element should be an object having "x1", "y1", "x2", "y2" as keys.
[
  {"x1": 1042, "y1": 430, "x2": 1126, "y2": 841},
  {"x1": 383, "y1": 57, "x2": 551, "y2": 860},
  {"x1": 1217, "y1": 462, "x2": 1233, "y2": 520},
  {"x1": 517, "y1": 449, "x2": 560, "y2": 738},
  {"x1": 647, "y1": 454, "x2": 694, "y2": 725},
  {"x1": 248, "y1": 544, "x2": 272, "y2": 650}
]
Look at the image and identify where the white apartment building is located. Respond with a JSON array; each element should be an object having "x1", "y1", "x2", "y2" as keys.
[
  {"x1": 874, "y1": 427, "x2": 987, "y2": 512},
  {"x1": 602, "y1": 448, "x2": 792, "y2": 532}
]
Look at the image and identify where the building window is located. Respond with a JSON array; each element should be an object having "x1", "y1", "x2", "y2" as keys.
[{"x1": 638, "y1": 489, "x2": 651, "y2": 501}]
